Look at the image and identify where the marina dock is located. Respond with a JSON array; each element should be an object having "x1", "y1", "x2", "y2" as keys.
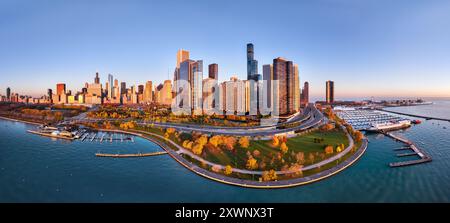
[
  {"x1": 95, "y1": 151, "x2": 167, "y2": 158},
  {"x1": 382, "y1": 131, "x2": 432, "y2": 167}
]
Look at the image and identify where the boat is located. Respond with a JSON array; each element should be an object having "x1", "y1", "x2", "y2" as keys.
[
  {"x1": 27, "y1": 130, "x2": 75, "y2": 140},
  {"x1": 366, "y1": 120, "x2": 411, "y2": 132},
  {"x1": 412, "y1": 120, "x2": 422, "y2": 124}
]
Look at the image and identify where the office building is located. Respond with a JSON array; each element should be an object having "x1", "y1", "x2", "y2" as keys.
[
  {"x1": 247, "y1": 43, "x2": 259, "y2": 81},
  {"x1": 272, "y1": 57, "x2": 299, "y2": 115},
  {"x1": 208, "y1": 63, "x2": 218, "y2": 80},
  {"x1": 6, "y1": 87, "x2": 11, "y2": 101},
  {"x1": 94, "y1": 72, "x2": 100, "y2": 84},
  {"x1": 300, "y1": 81, "x2": 309, "y2": 108},
  {"x1": 144, "y1": 81, "x2": 153, "y2": 103},
  {"x1": 262, "y1": 64, "x2": 273, "y2": 111},
  {"x1": 176, "y1": 49, "x2": 190, "y2": 68},
  {"x1": 326, "y1": 80, "x2": 334, "y2": 104}
]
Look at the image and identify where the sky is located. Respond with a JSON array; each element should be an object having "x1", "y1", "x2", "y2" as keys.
[{"x1": 1, "y1": 0, "x2": 449, "y2": 101}]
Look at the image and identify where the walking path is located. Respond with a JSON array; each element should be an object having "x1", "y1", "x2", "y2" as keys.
[{"x1": 100, "y1": 127, "x2": 367, "y2": 188}]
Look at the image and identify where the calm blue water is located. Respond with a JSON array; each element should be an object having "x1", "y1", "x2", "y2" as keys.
[{"x1": 1, "y1": 101, "x2": 450, "y2": 202}]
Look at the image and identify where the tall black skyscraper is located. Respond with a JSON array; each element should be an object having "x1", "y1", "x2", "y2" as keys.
[
  {"x1": 326, "y1": 80, "x2": 334, "y2": 104},
  {"x1": 208, "y1": 63, "x2": 218, "y2": 80},
  {"x1": 47, "y1": 89, "x2": 53, "y2": 102},
  {"x1": 6, "y1": 87, "x2": 11, "y2": 100},
  {"x1": 120, "y1": 82, "x2": 127, "y2": 95},
  {"x1": 247, "y1": 43, "x2": 259, "y2": 81},
  {"x1": 95, "y1": 72, "x2": 100, "y2": 84}
]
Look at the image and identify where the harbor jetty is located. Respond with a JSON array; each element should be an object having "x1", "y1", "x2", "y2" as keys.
[
  {"x1": 95, "y1": 151, "x2": 167, "y2": 158},
  {"x1": 381, "y1": 131, "x2": 432, "y2": 167},
  {"x1": 380, "y1": 109, "x2": 450, "y2": 122}
]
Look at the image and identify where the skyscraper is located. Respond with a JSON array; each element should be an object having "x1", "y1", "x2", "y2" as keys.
[
  {"x1": 95, "y1": 72, "x2": 100, "y2": 84},
  {"x1": 247, "y1": 43, "x2": 258, "y2": 80},
  {"x1": 108, "y1": 74, "x2": 113, "y2": 100},
  {"x1": 6, "y1": 87, "x2": 11, "y2": 101},
  {"x1": 208, "y1": 63, "x2": 218, "y2": 80},
  {"x1": 47, "y1": 89, "x2": 53, "y2": 102},
  {"x1": 177, "y1": 58, "x2": 203, "y2": 114},
  {"x1": 263, "y1": 64, "x2": 273, "y2": 109},
  {"x1": 138, "y1": 85, "x2": 144, "y2": 95},
  {"x1": 144, "y1": 81, "x2": 153, "y2": 103},
  {"x1": 56, "y1": 83, "x2": 66, "y2": 95},
  {"x1": 294, "y1": 64, "x2": 300, "y2": 111},
  {"x1": 162, "y1": 80, "x2": 172, "y2": 106},
  {"x1": 326, "y1": 80, "x2": 334, "y2": 104},
  {"x1": 273, "y1": 57, "x2": 299, "y2": 115},
  {"x1": 120, "y1": 82, "x2": 126, "y2": 96},
  {"x1": 176, "y1": 49, "x2": 190, "y2": 68},
  {"x1": 300, "y1": 81, "x2": 309, "y2": 107}
]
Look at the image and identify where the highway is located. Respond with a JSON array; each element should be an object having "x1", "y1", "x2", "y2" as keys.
[
  {"x1": 136, "y1": 104, "x2": 323, "y2": 136},
  {"x1": 68, "y1": 104, "x2": 324, "y2": 137}
]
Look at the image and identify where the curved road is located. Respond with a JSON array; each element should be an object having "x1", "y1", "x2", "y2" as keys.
[
  {"x1": 129, "y1": 124, "x2": 353, "y2": 176},
  {"x1": 69, "y1": 104, "x2": 322, "y2": 137}
]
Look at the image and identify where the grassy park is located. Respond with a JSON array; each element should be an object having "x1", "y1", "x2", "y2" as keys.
[{"x1": 202, "y1": 128, "x2": 349, "y2": 171}]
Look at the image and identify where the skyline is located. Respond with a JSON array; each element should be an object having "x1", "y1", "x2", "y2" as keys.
[{"x1": 1, "y1": 0, "x2": 450, "y2": 99}]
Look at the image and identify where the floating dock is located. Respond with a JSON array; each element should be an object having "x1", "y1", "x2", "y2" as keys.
[{"x1": 95, "y1": 151, "x2": 168, "y2": 158}]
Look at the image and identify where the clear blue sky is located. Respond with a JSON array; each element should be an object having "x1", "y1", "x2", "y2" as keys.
[{"x1": 1, "y1": 0, "x2": 449, "y2": 100}]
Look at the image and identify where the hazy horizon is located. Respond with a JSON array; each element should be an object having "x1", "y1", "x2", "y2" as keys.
[{"x1": 1, "y1": 0, "x2": 449, "y2": 99}]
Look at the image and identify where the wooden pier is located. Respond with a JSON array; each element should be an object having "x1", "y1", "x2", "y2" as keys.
[
  {"x1": 382, "y1": 132, "x2": 432, "y2": 167},
  {"x1": 396, "y1": 152, "x2": 419, "y2": 157},
  {"x1": 393, "y1": 147, "x2": 411, "y2": 151},
  {"x1": 95, "y1": 151, "x2": 168, "y2": 158}
]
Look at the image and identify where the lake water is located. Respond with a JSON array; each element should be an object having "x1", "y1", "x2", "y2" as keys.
[{"x1": 1, "y1": 101, "x2": 450, "y2": 202}]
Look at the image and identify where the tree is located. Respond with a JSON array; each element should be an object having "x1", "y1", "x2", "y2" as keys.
[
  {"x1": 336, "y1": 145, "x2": 343, "y2": 153},
  {"x1": 224, "y1": 165, "x2": 233, "y2": 175},
  {"x1": 211, "y1": 165, "x2": 221, "y2": 173},
  {"x1": 262, "y1": 169, "x2": 278, "y2": 181},
  {"x1": 280, "y1": 142, "x2": 289, "y2": 154},
  {"x1": 321, "y1": 123, "x2": 334, "y2": 131},
  {"x1": 239, "y1": 136, "x2": 250, "y2": 148},
  {"x1": 252, "y1": 149, "x2": 261, "y2": 158},
  {"x1": 182, "y1": 140, "x2": 193, "y2": 149},
  {"x1": 192, "y1": 143, "x2": 204, "y2": 155},
  {"x1": 208, "y1": 135, "x2": 222, "y2": 147},
  {"x1": 288, "y1": 163, "x2": 303, "y2": 177},
  {"x1": 223, "y1": 136, "x2": 236, "y2": 150},
  {"x1": 272, "y1": 136, "x2": 279, "y2": 147},
  {"x1": 166, "y1": 128, "x2": 176, "y2": 135},
  {"x1": 196, "y1": 135, "x2": 208, "y2": 146},
  {"x1": 308, "y1": 153, "x2": 315, "y2": 164},
  {"x1": 324, "y1": 145, "x2": 334, "y2": 154},
  {"x1": 354, "y1": 131, "x2": 364, "y2": 142},
  {"x1": 246, "y1": 156, "x2": 258, "y2": 170},
  {"x1": 296, "y1": 152, "x2": 305, "y2": 165}
]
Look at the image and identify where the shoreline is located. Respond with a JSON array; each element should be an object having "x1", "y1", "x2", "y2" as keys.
[
  {"x1": 0, "y1": 116, "x2": 368, "y2": 189},
  {"x1": 103, "y1": 128, "x2": 369, "y2": 189},
  {"x1": 0, "y1": 115, "x2": 43, "y2": 126}
]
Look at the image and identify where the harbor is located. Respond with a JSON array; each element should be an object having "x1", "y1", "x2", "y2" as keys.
[
  {"x1": 335, "y1": 108, "x2": 432, "y2": 168},
  {"x1": 27, "y1": 125, "x2": 135, "y2": 143},
  {"x1": 335, "y1": 109, "x2": 412, "y2": 131}
]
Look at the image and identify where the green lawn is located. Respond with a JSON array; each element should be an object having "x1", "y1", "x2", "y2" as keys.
[{"x1": 203, "y1": 128, "x2": 349, "y2": 170}]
